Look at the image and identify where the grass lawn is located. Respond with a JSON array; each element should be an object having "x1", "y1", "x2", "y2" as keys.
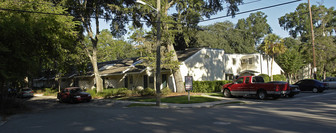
[
  {"x1": 206, "y1": 92, "x2": 223, "y2": 97},
  {"x1": 128, "y1": 95, "x2": 221, "y2": 104}
]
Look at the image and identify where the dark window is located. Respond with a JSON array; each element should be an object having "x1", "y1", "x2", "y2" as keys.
[
  {"x1": 245, "y1": 77, "x2": 250, "y2": 83},
  {"x1": 129, "y1": 75, "x2": 133, "y2": 84},
  {"x1": 124, "y1": 76, "x2": 128, "y2": 88},
  {"x1": 249, "y1": 58, "x2": 253, "y2": 64},
  {"x1": 149, "y1": 76, "x2": 154, "y2": 83},
  {"x1": 162, "y1": 74, "x2": 167, "y2": 88},
  {"x1": 143, "y1": 75, "x2": 148, "y2": 89},
  {"x1": 252, "y1": 77, "x2": 264, "y2": 83},
  {"x1": 236, "y1": 78, "x2": 244, "y2": 84}
]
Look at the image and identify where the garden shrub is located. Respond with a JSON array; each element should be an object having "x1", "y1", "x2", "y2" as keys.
[
  {"x1": 273, "y1": 74, "x2": 286, "y2": 81},
  {"x1": 43, "y1": 88, "x2": 58, "y2": 96},
  {"x1": 258, "y1": 74, "x2": 270, "y2": 82},
  {"x1": 140, "y1": 88, "x2": 155, "y2": 96},
  {"x1": 192, "y1": 80, "x2": 231, "y2": 93},
  {"x1": 161, "y1": 87, "x2": 172, "y2": 96}
]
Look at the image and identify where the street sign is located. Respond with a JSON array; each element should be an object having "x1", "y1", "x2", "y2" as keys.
[{"x1": 185, "y1": 76, "x2": 193, "y2": 91}]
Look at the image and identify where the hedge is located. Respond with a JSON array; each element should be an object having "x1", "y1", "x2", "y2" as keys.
[{"x1": 192, "y1": 80, "x2": 232, "y2": 93}]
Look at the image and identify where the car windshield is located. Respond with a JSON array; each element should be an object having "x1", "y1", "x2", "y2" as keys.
[
  {"x1": 22, "y1": 88, "x2": 31, "y2": 91},
  {"x1": 70, "y1": 88, "x2": 82, "y2": 93}
]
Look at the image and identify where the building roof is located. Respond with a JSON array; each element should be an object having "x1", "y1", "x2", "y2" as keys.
[{"x1": 176, "y1": 48, "x2": 202, "y2": 61}]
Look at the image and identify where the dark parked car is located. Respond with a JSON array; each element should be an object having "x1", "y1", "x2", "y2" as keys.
[
  {"x1": 294, "y1": 79, "x2": 327, "y2": 93},
  {"x1": 268, "y1": 81, "x2": 300, "y2": 97},
  {"x1": 57, "y1": 87, "x2": 92, "y2": 103},
  {"x1": 17, "y1": 87, "x2": 34, "y2": 98}
]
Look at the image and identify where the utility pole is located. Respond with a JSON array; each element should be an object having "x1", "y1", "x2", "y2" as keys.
[
  {"x1": 155, "y1": 0, "x2": 161, "y2": 106},
  {"x1": 308, "y1": 0, "x2": 317, "y2": 79},
  {"x1": 135, "y1": 0, "x2": 161, "y2": 106}
]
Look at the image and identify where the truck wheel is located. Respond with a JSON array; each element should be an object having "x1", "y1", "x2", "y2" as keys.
[
  {"x1": 312, "y1": 88, "x2": 318, "y2": 93},
  {"x1": 223, "y1": 89, "x2": 232, "y2": 98},
  {"x1": 288, "y1": 94, "x2": 294, "y2": 98},
  {"x1": 257, "y1": 90, "x2": 266, "y2": 100}
]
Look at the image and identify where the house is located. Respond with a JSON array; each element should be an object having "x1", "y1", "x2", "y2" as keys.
[
  {"x1": 178, "y1": 48, "x2": 283, "y2": 82},
  {"x1": 33, "y1": 48, "x2": 284, "y2": 92}
]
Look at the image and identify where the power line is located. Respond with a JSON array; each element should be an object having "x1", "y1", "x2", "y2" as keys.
[
  {"x1": 0, "y1": 0, "x2": 303, "y2": 25},
  {"x1": 199, "y1": 0, "x2": 303, "y2": 23}
]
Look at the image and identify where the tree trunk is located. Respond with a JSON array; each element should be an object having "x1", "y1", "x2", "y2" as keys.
[
  {"x1": 270, "y1": 55, "x2": 274, "y2": 81},
  {"x1": 166, "y1": 44, "x2": 184, "y2": 92},
  {"x1": 91, "y1": 47, "x2": 103, "y2": 92}
]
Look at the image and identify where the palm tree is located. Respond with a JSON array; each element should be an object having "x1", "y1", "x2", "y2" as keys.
[{"x1": 259, "y1": 34, "x2": 287, "y2": 81}]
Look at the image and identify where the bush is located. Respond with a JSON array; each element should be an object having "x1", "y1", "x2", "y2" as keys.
[
  {"x1": 273, "y1": 74, "x2": 286, "y2": 81},
  {"x1": 116, "y1": 88, "x2": 132, "y2": 97},
  {"x1": 192, "y1": 80, "x2": 231, "y2": 93},
  {"x1": 140, "y1": 88, "x2": 155, "y2": 96},
  {"x1": 161, "y1": 87, "x2": 172, "y2": 96},
  {"x1": 43, "y1": 88, "x2": 58, "y2": 96},
  {"x1": 258, "y1": 74, "x2": 270, "y2": 82}
]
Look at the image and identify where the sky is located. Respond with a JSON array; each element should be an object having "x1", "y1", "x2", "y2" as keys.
[
  {"x1": 95, "y1": 0, "x2": 336, "y2": 39},
  {"x1": 198, "y1": 0, "x2": 336, "y2": 38}
]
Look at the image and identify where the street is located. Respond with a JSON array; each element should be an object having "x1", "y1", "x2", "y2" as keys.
[{"x1": 1, "y1": 90, "x2": 336, "y2": 133}]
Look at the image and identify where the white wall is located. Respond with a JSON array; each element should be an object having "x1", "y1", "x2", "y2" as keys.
[{"x1": 180, "y1": 48, "x2": 284, "y2": 82}]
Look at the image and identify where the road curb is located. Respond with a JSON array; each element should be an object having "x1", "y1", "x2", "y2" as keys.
[{"x1": 0, "y1": 120, "x2": 7, "y2": 127}]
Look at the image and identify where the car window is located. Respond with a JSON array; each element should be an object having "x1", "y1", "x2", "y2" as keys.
[
  {"x1": 245, "y1": 77, "x2": 250, "y2": 84},
  {"x1": 252, "y1": 77, "x2": 264, "y2": 83},
  {"x1": 236, "y1": 78, "x2": 244, "y2": 84}
]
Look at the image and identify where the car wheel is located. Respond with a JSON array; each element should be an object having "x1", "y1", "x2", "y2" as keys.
[
  {"x1": 288, "y1": 94, "x2": 294, "y2": 98},
  {"x1": 312, "y1": 88, "x2": 318, "y2": 93},
  {"x1": 257, "y1": 90, "x2": 267, "y2": 100},
  {"x1": 223, "y1": 89, "x2": 232, "y2": 98}
]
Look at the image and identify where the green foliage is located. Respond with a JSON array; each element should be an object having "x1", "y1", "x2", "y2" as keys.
[
  {"x1": 258, "y1": 74, "x2": 270, "y2": 82},
  {"x1": 161, "y1": 87, "x2": 172, "y2": 96},
  {"x1": 0, "y1": 0, "x2": 81, "y2": 86},
  {"x1": 195, "y1": 12, "x2": 270, "y2": 53},
  {"x1": 140, "y1": 88, "x2": 156, "y2": 96},
  {"x1": 87, "y1": 88, "x2": 135, "y2": 98},
  {"x1": 192, "y1": 80, "x2": 231, "y2": 93},
  {"x1": 43, "y1": 88, "x2": 58, "y2": 96},
  {"x1": 273, "y1": 75, "x2": 286, "y2": 81}
]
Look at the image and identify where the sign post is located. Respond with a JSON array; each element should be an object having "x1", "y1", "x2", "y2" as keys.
[{"x1": 185, "y1": 76, "x2": 193, "y2": 101}]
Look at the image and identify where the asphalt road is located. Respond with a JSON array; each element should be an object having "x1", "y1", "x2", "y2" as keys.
[{"x1": 1, "y1": 90, "x2": 336, "y2": 133}]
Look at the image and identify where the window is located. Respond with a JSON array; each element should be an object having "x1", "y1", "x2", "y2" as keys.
[
  {"x1": 249, "y1": 58, "x2": 253, "y2": 64},
  {"x1": 232, "y1": 58, "x2": 236, "y2": 65},
  {"x1": 245, "y1": 77, "x2": 250, "y2": 84},
  {"x1": 252, "y1": 77, "x2": 264, "y2": 83},
  {"x1": 236, "y1": 78, "x2": 244, "y2": 84},
  {"x1": 129, "y1": 75, "x2": 133, "y2": 84},
  {"x1": 149, "y1": 76, "x2": 154, "y2": 83}
]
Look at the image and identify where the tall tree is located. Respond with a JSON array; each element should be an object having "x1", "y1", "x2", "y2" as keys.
[
  {"x1": 59, "y1": 0, "x2": 135, "y2": 92},
  {"x1": 275, "y1": 37, "x2": 304, "y2": 83},
  {"x1": 236, "y1": 11, "x2": 272, "y2": 49},
  {"x1": 259, "y1": 34, "x2": 286, "y2": 81},
  {"x1": 0, "y1": 0, "x2": 79, "y2": 91},
  {"x1": 85, "y1": 29, "x2": 139, "y2": 62},
  {"x1": 134, "y1": 0, "x2": 244, "y2": 92},
  {"x1": 279, "y1": 3, "x2": 336, "y2": 78}
]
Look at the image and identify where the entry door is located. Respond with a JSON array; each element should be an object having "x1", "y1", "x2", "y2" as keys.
[
  {"x1": 230, "y1": 77, "x2": 245, "y2": 96},
  {"x1": 162, "y1": 74, "x2": 167, "y2": 88},
  {"x1": 143, "y1": 75, "x2": 148, "y2": 89}
]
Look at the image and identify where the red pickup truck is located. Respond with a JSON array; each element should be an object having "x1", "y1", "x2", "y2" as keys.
[{"x1": 222, "y1": 76, "x2": 290, "y2": 99}]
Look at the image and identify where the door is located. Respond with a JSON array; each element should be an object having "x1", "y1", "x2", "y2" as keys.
[
  {"x1": 162, "y1": 74, "x2": 167, "y2": 88},
  {"x1": 143, "y1": 75, "x2": 148, "y2": 89},
  {"x1": 230, "y1": 77, "x2": 245, "y2": 96}
]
